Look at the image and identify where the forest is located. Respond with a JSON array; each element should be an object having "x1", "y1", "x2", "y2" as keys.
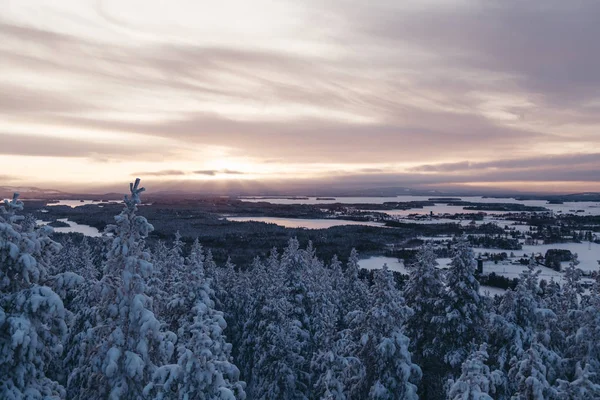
[{"x1": 2, "y1": 179, "x2": 600, "y2": 399}]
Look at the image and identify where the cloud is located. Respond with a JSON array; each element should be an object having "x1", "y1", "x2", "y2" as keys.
[
  {"x1": 410, "y1": 153, "x2": 600, "y2": 173},
  {"x1": 44, "y1": 110, "x2": 547, "y2": 163},
  {"x1": 346, "y1": 0, "x2": 600, "y2": 108},
  {"x1": 132, "y1": 170, "x2": 187, "y2": 177},
  {"x1": 193, "y1": 169, "x2": 245, "y2": 176},
  {"x1": 194, "y1": 170, "x2": 217, "y2": 176},
  {"x1": 1, "y1": 2, "x2": 600, "y2": 191},
  {"x1": 0, "y1": 133, "x2": 171, "y2": 158}
]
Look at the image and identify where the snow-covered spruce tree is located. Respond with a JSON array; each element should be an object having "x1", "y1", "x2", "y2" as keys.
[
  {"x1": 147, "y1": 240, "x2": 168, "y2": 319},
  {"x1": 306, "y1": 256, "x2": 342, "y2": 397},
  {"x1": 508, "y1": 341, "x2": 557, "y2": 400},
  {"x1": 432, "y1": 237, "x2": 486, "y2": 377},
  {"x1": 447, "y1": 344, "x2": 501, "y2": 400},
  {"x1": 340, "y1": 248, "x2": 370, "y2": 326},
  {"x1": 145, "y1": 234, "x2": 246, "y2": 399},
  {"x1": 0, "y1": 193, "x2": 67, "y2": 398},
  {"x1": 237, "y1": 250, "x2": 276, "y2": 387},
  {"x1": 327, "y1": 255, "x2": 345, "y2": 322},
  {"x1": 219, "y1": 253, "x2": 253, "y2": 371},
  {"x1": 311, "y1": 252, "x2": 373, "y2": 400},
  {"x1": 203, "y1": 249, "x2": 218, "y2": 283},
  {"x1": 560, "y1": 255, "x2": 584, "y2": 317},
  {"x1": 66, "y1": 179, "x2": 176, "y2": 399},
  {"x1": 487, "y1": 257, "x2": 563, "y2": 399},
  {"x1": 245, "y1": 250, "x2": 308, "y2": 399},
  {"x1": 242, "y1": 239, "x2": 337, "y2": 399},
  {"x1": 51, "y1": 236, "x2": 79, "y2": 275},
  {"x1": 162, "y1": 231, "x2": 185, "y2": 294},
  {"x1": 565, "y1": 265, "x2": 600, "y2": 386},
  {"x1": 555, "y1": 362, "x2": 600, "y2": 399},
  {"x1": 356, "y1": 265, "x2": 421, "y2": 400},
  {"x1": 404, "y1": 243, "x2": 446, "y2": 398},
  {"x1": 311, "y1": 330, "x2": 365, "y2": 400},
  {"x1": 78, "y1": 237, "x2": 100, "y2": 281},
  {"x1": 495, "y1": 258, "x2": 543, "y2": 357}
]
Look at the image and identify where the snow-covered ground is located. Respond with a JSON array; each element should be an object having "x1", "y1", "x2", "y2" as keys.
[
  {"x1": 358, "y1": 256, "x2": 510, "y2": 297},
  {"x1": 241, "y1": 195, "x2": 600, "y2": 216},
  {"x1": 481, "y1": 260, "x2": 561, "y2": 280},
  {"x1": 358, "y1": 256, "x2": 408, "y2": 274},
  {"x1": 480, "y1": 286, "x2": 507, "y2": 297},
  {"x1": 474, "y1": 242, "x2": 600, "y2": 272}
]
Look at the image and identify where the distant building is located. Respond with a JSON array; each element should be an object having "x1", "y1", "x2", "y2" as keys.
[{"x1": 476, "y1": 257, "x2": 483, "y2": 274}]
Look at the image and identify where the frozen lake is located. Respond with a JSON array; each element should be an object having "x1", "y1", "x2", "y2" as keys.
[
  {"x1": 48, "y1": 200, "x2": 122, "y2": 208},
  {"x1": 38, "y1": 218, "x2": 102, "y2": 237},
  {"x1": 226, "y1": 216, "x2": 385, "y2": 229}
]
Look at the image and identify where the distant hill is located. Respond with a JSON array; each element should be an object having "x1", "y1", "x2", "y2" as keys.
[
  {"x1": 0, "y1": 186, "x2": 122, "y2": 201},
  {"x1": 3, "y1": 183, "x2": 599, "y2": 203}
]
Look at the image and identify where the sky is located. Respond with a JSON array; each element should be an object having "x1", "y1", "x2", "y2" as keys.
[{"x1": 1, "y1": 0, "x2": 600, "y2": 194}]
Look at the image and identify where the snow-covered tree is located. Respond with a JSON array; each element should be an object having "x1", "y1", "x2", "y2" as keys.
[
  {"x1": 241, "y1": 239, "x2": 341, "y2": 399},
  {"x1": 145, "y1": 233, "x2": 246, "y2": 399},
  {"x1": 555, "y1": 362, "x2": 600, "y2": 399},
  {"x1": 487, "y1": 257, "x2": 564, "y2": 398},
  {"x1": 66, "y1": 179, "x2": 176, "y2": 399},
  {"x1": 432, "y1": 237, "x2": 486, "y2": 375},
  {"x1": 565, "y1": 265, "x2": 600, "y2": 386},
  {"x1": 0, "y1": 193, "x2": 67, "y2": 398},
  {"x1": 77, "y1": 237, "x2": 100, "y2": 281},
  {"x1": 51, "y1": 236, "x2": 79, "y2": 275},
  {"x1": 405, "y1": 243, "x2": 446, "y2": 398},
  {"x1": 357, "y1": 265, "x2": 421, "y2": 399},
  {"x1": 561, "y1": 255, "x2": 584, "y2": 315},
  {"x1": 509, "y1": 342, "x2": 557, "y2": 400},
  {"x1": 340, "y1": 248, "x2": 369, "y2": 325},
  {"x1": 311, "y1": 331, "x2": 364, "y2": 400},
  {"x1": 447, "y1": 344, "x2": 501, "y2": 400}
]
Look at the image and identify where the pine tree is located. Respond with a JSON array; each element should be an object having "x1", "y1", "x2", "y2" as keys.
[
  {"x1": 146, "y1": 240, "x2": 246, "y2": 399},
  {"x1": 242, "y1": 240, "x2": 319, "y2": 399},
  {"x1": 556, "y1": 362, "x2": 600, "y2": 399},
  {"x1": 487, "y1": 257, "x2": 564, "y2": 398},
  {"x1": 52, "y1": 236, "x2": 79, "y2": 275},
  {"x1": 565, "y1": 264, "x2": 600, "y2": 386},
  {"x1": 404, "y1": 243, "x2": 446, "y2": 398},
  {"x1": 311, "y1": 332, "x2": 364, "y2": 400},
  {"x1": 340, "y1": 248, "x2": 369, "y2": 324},
  {"x1": 0, "y1": 193, "x2": 67, "y2": 398},
  {"x1": 78, "y1": 237, "x2": 100, "y2": 281},
  {"x1": 358, "y1": 266, "x2": 421, "y2": 400},
  {"x1": 432, "y1": 237, "x2": 486, "y2": 376},
  {"x1": 447, "y1": 344, "x2": 501, "y2": 400},
  {"x1": 66, "y1": 179, "x2": 176, "y2": 399},
  {"x1": 509, "y1": 342, "x2": 557, "y2": 400}
]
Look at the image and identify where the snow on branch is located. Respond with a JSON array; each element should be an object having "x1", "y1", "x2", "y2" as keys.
[{"x1": 124, "y1": 178, "x2": 146, "y2": 208}]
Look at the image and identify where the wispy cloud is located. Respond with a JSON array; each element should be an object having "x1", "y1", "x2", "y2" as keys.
[
  {"x1": 132, "y1": 170, "x2": 187, "y2": 177},
  {"x1": 0, "y1": 133, "x2": 169, "y2": 158},
  {"x1": 410, "y1": 153, "x2": 600, "y2": 173},
  {"x1": 194, "y1": 170, "x2": 217, "y2": 176},
  {"x1": 1, "y1": 1, "x2": 599, "y2": 190},
  {"x1": 194, "y1": 169, "x2": 245, "y2": 176}
]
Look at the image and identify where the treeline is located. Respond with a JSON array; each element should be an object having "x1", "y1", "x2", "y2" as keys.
[{"x1": 2, "y1": 181, "x2": 600, "y2": 399}]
